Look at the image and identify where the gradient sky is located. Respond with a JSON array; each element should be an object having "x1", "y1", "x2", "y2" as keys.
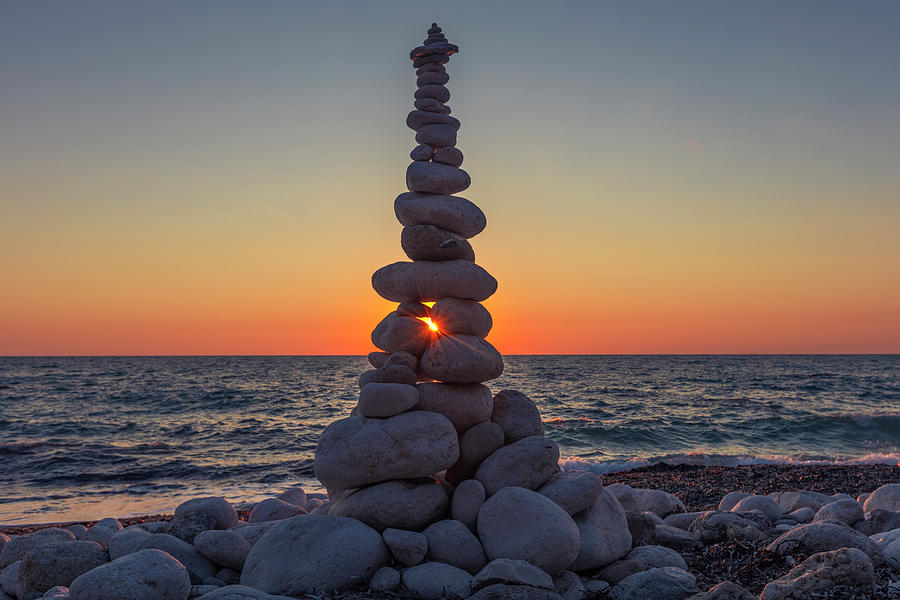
[{"x1": 2, "y1": 1, "x2": 899, "y2": 355}]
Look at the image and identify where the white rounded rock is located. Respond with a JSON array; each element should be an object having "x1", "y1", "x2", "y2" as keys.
[
  {"x1": 421, "y1": 334, "x2": 504, "y2": 384},
  {"x1": 472, "y1": 558, "x2": 553, "y2": 591},
  {"x1": 414, "y1": 383, "x2": 493, "y2": 433},
  {"x1": 625, "y1": 545, "x2": 687, "y2": 571},
  {"x1": 16, "y1": 540, "x2": 107, "y2": 597},
  {"x1": 431, "y1": 298, "x2": 492, "y2": 337},
  {"x1": 718, "y1": 491, "x2": 750, "y2": 512},
  {"x1": 537, "y1": 470, "x2": 604, "y2": 516},
  {"x1": 631, "y1": 489, "x2": 687, "y2": 518},
  {"x1": 174, "y1": 497, "x2": 238, "y2": 530},
  {"x1": 68, "y1": 549, "x2": 191, "y2": 600},
  {"x1": 570, "y1": 488, "x2": 633, "y2": 571},
  {"x1": 372, "y1": 260, "x2": 497, "y2": 303},
  {"x1": 476, "y1": 436, "x2": 560, "y2": 496},
  {"x1": 415, "y1": 123, "x2": 457, "y2": 148},
  {"x1": 84, "y1": 518, "x2": 123, "y2": 548},
  {"x1": 371, "y1": 311, "x2": 433, "y2": 355},
  {"x1": 813, "y1": 499, "x2": 863, "y2": 525},
  {"x1": 329, "y1": 479, "x2": 449, "y2": 532},
  {"x1": 193, "y1": 530, "x2": 251, "y2": 571},
  {"x1": 490, "y1": 390, "x2": 543, "y2": 443},
  {"x1": 423, "y1": 519, "x2": 487, "y2": 574},
  {"x1": 730, "y1": 495, "x2": 782, "y2": 522},
  {"x1": 766, "y1": 522, "x2": 883, "y2": 564},
  {"x1": 135, "y1": 533, "x2": 218, "y2": 583},
  {"x1": 863, "y1": 483, "x2": 900, "y2": 512},
  {"x1": 109, "y1": 527, "x2": 153, "y2": 560},
  {"x1": 275, "y1": 486, "x2": 306, "y2": 507},
  {"x1": 401, "y1": 562, "x2": 473, "y2": 599},
  {"x1": 370, "y1": 566, "x2": 401, "y2": 592},
  {"x1": 394, "y1": 192, "x2": 486, "y2": 239},
  {"x1": 401, "y1": 224, "x2": 475, "y2": 262},
  {"x1": 249, "y1": 498, "x2": 306, "y2": 523},
  {"x1": 382, "y1": 529, "x2": 428, "y2": 567},
  {"x1": 406, "y1": 162, "x2": 470, "y2": 195},
  {"x1": 1, "y1": 528, "x2": 75, "y2": 568},
  {"x1": 452, "y1": 479, "x2": 486, "y2": 532},
  {"x1": 358, "y1": 383, "x2": 419, "y2": 418}
]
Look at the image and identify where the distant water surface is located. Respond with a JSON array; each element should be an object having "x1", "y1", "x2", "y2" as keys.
[{"x1": 1, "y1": 355, "x2": 898, "y2": 524}]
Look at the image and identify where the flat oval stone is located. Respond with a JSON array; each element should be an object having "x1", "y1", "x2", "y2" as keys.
[
  {"x1": 570, "y1": 488, "x2": 633, "y2": 570},
  {"x1": 395, "y1": 192, "x2": 486, "y2": 239},
  {"x1": 314, "y1": 412, "x2": 460, "y2": 492},
  {"x1": 414, "y1": 382, "x2": 493, "y2": 433},
  {"x1": 418, "y1": 71, "x2": 449, "y2": 86},
  {"x1": 407, "y1": 161, "x2": 470, "y2": 195},
  {"x1": 407, "y1": 110, "x2": 460, "y2": 131},
  {"x1": 476, "y1": 436, "x2": 560, "y2": 496},
  {"x1": 415, "y1": 84, "x2": 450, "y2": 102},
  {"x1": 358, "y1": 383, "x2": 419, "y2": 418},
  {"x1": 413, "y1": 54, "x2": 449, "y2": 68},
  {"x1": 397, "y1": 301, "x2": 432, "y2": 318},
  {"x1": 416, "y1": 124, "x2": 457, "y2": 148},
  {"x1": 414, "y1": 98, "x2": 451, "y2": 113},
  {"x1": 421, "y1": 334, "x2": 504, "y2": 384},
  {"x1": 433, "y1": 147, "x2": 464, "y2": 167},
  {"x1": 371, "y1": 311, "x2": 433, "y2": 355},
  {"x1": 431, "y1": 298, "x2": 492, "y2": 337},
  {"x1": 372, "y1": 261, "x2": 497, "y2": 303},
  {"x1": 330, "y1": 480, "x2": 449, "y2": 532},
  {"x1": 416, "y1": 63, "x2": 446, "y2": 75},
  {"x1": 491, "y1": 390, "x2": 544, "y2": 443},
  {"x1": 410, "y1": 144, "x2": 434, "y2": 161},
  {"x1": 68, "y1": 549, "x2": 191, "y2": 600},
  {"x1": 401, "y1": 224, "x2": 475, "y2": 262}
]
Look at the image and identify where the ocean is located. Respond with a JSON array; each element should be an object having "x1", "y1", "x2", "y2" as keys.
[{"x1": 1, "y1": 355, "x2": 898, "y2": 525}]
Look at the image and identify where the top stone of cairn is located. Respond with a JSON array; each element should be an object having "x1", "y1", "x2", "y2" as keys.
[{"x1": 410, "y1": 23, "x2": 458, "y2": 63}]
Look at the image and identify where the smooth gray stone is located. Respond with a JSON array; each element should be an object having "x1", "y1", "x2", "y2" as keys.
[
  {"x1": 760, "y1": 547, "x2": 874, "y2": 600},
  {"x1": 863, "y1": 483, "x2": 900, "y2": 512},
  {"x1": 853, "y1": 508, "x2": 900, "y2": 535},
  {"x1": 452, "y1": 480, "x2": 486, "y2": 532},
  {"x1": 372, "y1": 364, "x2": 419, "y2": 386},
  {"x1": 730, "y1": 495, "x2": 781, "y2": 521},
  {"x1": 401, "y1": 224, "x2": 474, "y2": 262},
  {"x1": 194, "y1": 530, "x2": 251, "y2": 571},
  {"x1": 397, "y1": 302, "x2": 431, "y2": 319},
  {"x1": 416, "y1": 62, "x2": 446, "y2": 75},
  {"x1": 314, "y1": 412, "x2": 459, "y2": 492},
  {"x1": 476, "y1": 436, "x2": 560, "y2": 497},
  {"x1": 68, "y1": 549, "x2": 191, "y2": 600},
  {"x1": 407, "y1": 110, "x2": 460, "y2": 131},
  {"x1": 470, "y1": 584, "x2": 562, "y2": 600},
  {"x1": 275, "y1": 486, "x2": 306, "y2": 507},
  {"x1": 687, "y1": 581, "x2": 756, "y2": 600},
  {"x1": 175, "y1": 497, "x2": 238, "y2": 530},
  {"x1": 370, "y1": 566, "x2": 401, "y2": 592},
  {"x1": 194, "y1": 584, "x2": 297, "y2": 599},
  {"x1": 414, "y1": 382, "x2": 493, "y2": 433},
  {"x1": 654, "y1": 524, "x2": 702, "y2": 551},
  {"x1": 164, "y1": 513, "x2": 217, "y2": 544},
  {"x1": 371, "y1": 311, "x2": 433, "y2": 355},
  {"x1": 537, "y1": 470, "x2": 604, "y2": 516},
  {"x1": 423, "y1": 519, "x2": 487, "y2": 574},
  {"x1": 83, "y1": 518, "x2": 123, "y2": 548},
  {"x1": 358, "y1": 382, "x2": 419, "y2": 418},
  {"x1": 609, "y1": 567, "x2": 698, "y2": 600},
  {"x1": 1, "y1": 529, "x2": 75, "y2": 568},
  {"x1": 407, "y1": 161, "x2": 470, "y2": 195},
  {"x1": 329, "y1": 479, "x2": 449, "y2": 532},
  {"x1": 632, "y1": 488, "x2": 687, "y2": 518},
  {"x1": 414, "y1": 84, "x2": 450, "y2": 102},
  {"x1": 382, "y1": 528, "x2": 428, "y2": 567},
  {"x1": 248, "y1": 498, "x2": 305, "y2": 523},
  {"x1": 358, "y1": 369, "x2": 377, "y2": 389},
  {"x1": 413, "y1": 54, "x2": 450, "y2": 68},
  {"x1": 718, "y1": 491, "x2": 750, "y2": 512},
  {"x1": 108, "y1": 526, "x2": 152, "y2": 560},
  {"x1": 813, "y1": 499, "x2": 863, "y2": 525},
  {"x1": 230, "y1": 521, "x2": 279, "y2": 548},
  {"x1": 401, "y1": 562, "x2": 473, "y2": 599},
  {"x1": 664, "y1": 511, "x2": 711, "y2": 531},
  {"x1": 410, "y1": 144, "x2": 434, "y2": 161},
  {"x1": 417, "y1": 71, "x2": 450, "y2": 86},
  {"x1": 16, "y1": 541, "x2": 106, "y2": 597},
  {"x1": 571, "y1": 488, "x2": 633, "y2": 571},
  {"x1": 135, "y1": 533, "x2": 217, "y2": 583},
  {"x1": 626, "y1": 512, "x2": 658, "y2": 546},
  {"x1": 414, "y1": 97, "x2": 451, "y2": 113},
  {"x1": 241, "y1": 515, "x2": 389, "y2": 595},
  {"x1": 0, "y1": 561, "x2": 17, "y2": 597},
  {"x1": 415, "y1": 123, "x2": 457, "y2": 148},
  {"x1": 394, "y1": 192, "x2": 486, "y2": 239},
  {"x1": 431, "y1": 298, "x2": 491, "y2": 337},
  {"x1": 65, "y1": 525, "x2": 86, "y2": 540},
  {"x1": 449, "y1": 422, "x2": 505, "y2": 484},
  {"x1": 472, "y1": 558, "x2": 553, "y2": 591},
  {"x1": 625, "y1": 545, "x2": 687, "y2": 570},
  {"x1": 421, "y1": 334, "x2": 504, "y2": 384},
  {"x1": 433, "y1": 146, "x2": 464, "y2": 167},
  {"x1": 372, "y1": 260, "x2": 497, "y2": 303},
  {"x1": 491, "y1": 390, "x2": 544, "y2": 443},
  {"x1": 766, "y1": 522, "x2": 883, "y2": 564}
]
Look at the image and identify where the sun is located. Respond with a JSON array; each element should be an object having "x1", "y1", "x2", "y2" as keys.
[{"x1": 418, "y1": 317, "x2": 439, "y2": 332}]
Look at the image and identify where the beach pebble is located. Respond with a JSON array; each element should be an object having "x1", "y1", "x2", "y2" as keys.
[
  {"x1": 241, "y1": 515, "x2": 389, "y2": 595},
  {"x1": 410, "y1": 144, "x2": 434, "y2": 161},
  {"x1": 370, "y1": 566, "x2": 401, "y2": 592},
  {"x1": 853, "y1": 508, "x2": 900, "y2": 535},
  {"x1": 470, "y1": 584, "x2": 562, "y2": 600},
  {"x1": 476, "y1": 436, "x2": 560, "y2": 496},
  {"x1": 406, "y1": 161, "x2": 471, "y2": 195},
  {"x1": 863, "y1": 483, "x2": 900, "y2": 512},
  {"x1": 421, "y1": 334, "x2": 504, "y2": 384},
  {"x1": 491, "y1": 390, "x2": 544, "y2": 443},
  {"x1": 175, "y1": 497, "x2": 238, "y2": 530},
  {"x1": 193, "y1": 530, "x2": 251, "y2": 571},
  {"x1": 472, "y1": 559, "x2": 553, "y2": 591},
  {"x1": 401, "y1": 562, "x2": 473, "y2": 599},
  {"x1": 414, "y1": 382, "x2": 493, "y2": 433},
  {"x1": 406, "y1": 110, "x2": 459, "y2": 131},
  {"x1": 371, "y1": 311, "x2": 433, "y2": 355},
  {"x1": 417, "y1": 71, "x2": 449, "y2": 86},
  {"x1": 653, "y1": 525, "x2": 702, "y2": 551},
  {"x1": 17, "y1": 540, "x2": 107, "y2": 597},
  {"x1": 730, "y1": 495, "x2": 781, "y2": 522},
  {"x1": 193, "y1": 584, "x2": 296, "y2": 599},
  {"x1": 66, "y1": 525, "x2": 87, "y2": 540},
  {"x1": 274, "y1": 486, "x2": 306, "y2": 507},
  {"x1": 583, "y1": 579, "x2": 611, "y2": 596},
  {"x1": 382, "y1": 528, "x2": 428, "y2": 567},
  {"x1": 430, "y1": 298, "x2": 492, "y2": 337},
  {"x1": 688, "y1": 512, "x2": 758, "y2": 545},
  {"x1": 358, "y1": 369, "x2": 377, "y2": 389},
  {"x1": 423, "y1": 520, "x2": 487, "y2": 574},
  {"x1": 770, "y1": 491, "x2": 831, "y2": 513},
  {"x1": 552, "y1": 570, "x2": 586, "y2": 600},
  {"x1": 415, "y1": 123, "x2": 457, "y2": 148},
  {"x1": 402, "y1": 223, "x2": 474, "y2": 262},
  {"x1": 315, "y1": 412, "x2": 459, "y2": 492},
  {"x1": 83, "y1": 518, "x2": 123, "y2": 548},
  {"x1": 165, "y1": 513, "x2": 218, "y2": 544},
  {"x1": 329, "y1": 479, "x2": 449, "y2": 532},
  {"x1": 414, "y1": 84, "x2": 450, "y2": 102},
  {"x1": 373, "y1": 363, "x2": 419, "y2": 386},
  {"x1": 596, "y1": 559, "x2": 647, "y2": 585},
  {"x1": 373, "y1": 260, "x2": 496, "y2": 303},
  {"x1": 229, "y1": 521, "x2": 278, "y2": 548},
  {"x1": 450, "y1": 422, "x2": 505, "y2": 482},
  {"x1": 414, "y1": 97, "x2": 451, "y2": 113},
  {"x1": 0, "y1": 562, "x2": 18, "y2": 597},
  {"x1": 537, "y1": 470, "x2": 604, "y2": 516},
  {"x1": 631, "y1": 489, "x2": 687, "y2": 518},
  {"x1": 109, "y1": 527, "x2": 153, "y2": 560},
  {"x1": 787, "y1": 507, "x2": 815, "y2": 523},
  {"x1": 625, "y1": 545, "x2": 687, "y2": 571},
  {"x1": 605, "y1": 484, "x2": 637, "y2": 513},
  {"x1": 813, "y1": 498, "x2": 863, "y2": 525},
  {"x1": 214, "y1": 568, "x2": 240, "y2": 585},
  {"x1": 685, "y1": 581, "x2": 756, "y2": 600},
  {"x1": 477, "y1": 486, "x2": 580, "y2": 575},
  {"x1": 717, "y1": 492, "x2": 749, "y2": 512},
  {"x1": 870, "y1": 529, "x2": 900, "y2": 568},
  {"x1": 571, "y1": 488, "x2": 633, "y2": 571},
  {"x1": 68, "y1": 549, "x2": 191, "y2": 600},
  {"x1": 135, "y1": 533, "x2": 217, "y2": 583},
  {"x1": 609, "y1": 567, "x2": 698, "y2": 600},
  {"x1": 358, "y1": 382, "x2": 419, "y2": 418},
  {"x1": 626, "y1": 512, "x2": 658, "y2": 546},
  {"x1": 394, "y1": 192, "x2": 486, "y2": 239},
  {"x1": 664, "y1": 512, "x2": 711, "y2": 531},
  {"x1": 760, "y1": 547, "x2": 874, "y2": 600},
  {"x1": 433, "y1": 147, "x2": 464, "y2": 167},
  {"x1": 452, "y1": 479, "x2": 486, "y2": 531},
  {"x1": 766, "y1": 521, "x2": 883, "y2": 564},
  {"x1": 1, "y1": 528, "x2": 75, "y2": 568}
]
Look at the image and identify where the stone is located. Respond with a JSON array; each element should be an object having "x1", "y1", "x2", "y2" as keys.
[
  {"x1": 688, "y1": 512, "x2": 760, "y2": 545},
  {"x1": 813, "y1": 498, "x2": 863, "y2": 525},
  {"x1": 685, "y1": 581, "x2": 755, "y2": 600},
  {"x1": 863, "y1": 483, "x2": 900, "y2": 512},
  {"x1": 396, "y1": 303, "x2": 431, "y2": 319},
  {"x1": 417, "y1": 71, "x2": 449, "y2": 86},
  {"x1": 241, "y1": 515, "x2": 389, "y2": 595},
  {"x1": 476, "y1": 436, "x2": 560, "y2": 496},
  {"x1": 654, "y1": 525, "x2": 702, "y2": 551},
  {"x1": 165, "y1": 513, "x2": 218, "y2": 544},
  {"x1": 416, "y1": 124, "x2": 457, "y2": 148},
  {"x1": 458, "y1": 421, "x2": 505, "y2": 470},
  {"x1": 609, "y1": 567, "x2": 698, "y2": 600},
  {"x1": 433, "y1": 147, "x2": 464, "y2": 167},
  {"x1": 423, "y1": 520, "x2": 487, "y2": 574},
  {"x1": 416, "y1": 61, "x2": 446, "y2": 74},
  {"x1": 787, "y1": 507, "x2": 815, "y2": 523},
  {"x1": 606, "y1": 483, "x2": 637, "y2": 512},
  {"x1": 193, "y1": 585, "x2": 297, "y2": 599},
  {"x1": 626, "y1": 512, "x2": 658, "y2": 545},
  {"x1": 552, "y1": 571, "x2": 585, "y2": 600},
  {"x1": 394, "y1": 192, "x2": 486, "y2": 239},
  {"x1": 406, "y1": 161, "x2": 470, "y2": 195},
  {"x1": 370, "y1": 566, "x2": 401, "y2": 592},
  {"x1": 249, "y1": 499, "x2": 305, "y2": 524},
  {"x1": 68, "y1": 549, "x2": 191, "y2": 600},
  {"x1": 40, "y1": 586, "x2": 70, "y2": 599},
  {"x1": 16, "y1": 541, "x2": 107, "y2": 597},
  {"x1": 422, "y1": 334, "x2": 504, "y2": 384},
  {"x1": 871, "y1": 528, "x2": 900, "y2": 568},
  {"x1": 401, "y1": 562, "x2": 472, "y2": 599},
  {"x1": 410, "y1": 144, "x2": 434, "y2": 161},
  {"x1": 83, "y1": 518, "x2": 123, "y2": 548},
  {"x1": 373, "y1": 363, "x2": 418, "y2": 386},
  {"x1": 1, "y1": 528, "x2": 75, "y2": 568},
  {"x1": 766, "y1": 521, "x2": 883, "y2": 564},
  {"x1": 760, "y1": 547, "x2": 874, "y2": 600},
  {"x1": 230, "y1": 521, "x2": 278, "y2": 547},
  {"x1": 718, "y1": 492, "x2": 749, "y2": 512},
  {"x1": 358, "y1": 369, "x2": 377, "y2": 388},
  {"x1": 215, "y1": 568, "x2": 240, "y2": 585},
  {"x1": 194, "y1": 530, "x2": 251, "y2": 571},
  {"x1": 414, "y1": 383, "x2": 493, "y2": 433},
  {"x1": 730, "y1": 495, "x2": 781, "y2": 522},
  {"x1": 470, "y1": 584, "x2": 562, "y2": 600},
  {"x1": 414, "y1": 98, "x2": 451, "y2": 113},
  {"x1": 382, "y1": 528, "x2": 428, "y2": 567},
  {"x1": 570, "y1": 488, "x2": 633, "y2": 571},
  {"x1": 315, "y1": 412, "x2": 459, "y2": 492},
  {"x1": 431, "y1": 298, "x2": 492, "y2": 337},
  {"x1": 452, "y1": 479, "x2": 486, "y2": 531},
  {"x1": 358, "y1": 383, "x2": 419, "y2": 418},
  {"x1": 0, "y1": 561, "x2": 17, "y2": 597},
  {"x1": 477, "y1": 487, "x2": 580, "y2": 575},
  {"x1": 275, "y1": 486, "x2": 306, "y2": 507},
  {"x1": 664, "y1": 512, "x2": 711, "y2": 531},
  {"x1": 175, "y1": 497, "x2": 238, "y2": 530},
  {"x1": 66, "y1": 524, "x2": 86, "y2": 540},
  {"x1": 329, "y1": 479, "x2": 449, "y2": 532},
  {"x1": 371, "y1": 311, "x2": 433, "y2": 355},
  {"x1": 372, "y1": 260, "x2": 496, "y2": 303},
  {"x1": 383, "y1": 349, "x2": 420, "y2": 369},
  {"x1": 625, "y1": 545, "x2": 688, "y2": 570},
  {"x1": 135, "y1": 533, "x2": 218, "y2": 583},
  {"x1": 491, "y1": 390, "x2": 544, "y2": 443},
  {"x1": 853, "y1": 508, "x2": 900, "y2": 535},
  {"x1": 632, "y1": 489, "x2": 686, "y2": 518},
  {"x1": 472, "y1": 559, "x2": 553, "y2": 591},
  {"x1": 108, "y1": 526, "x2": 153, "y2": 559},
  {"x1": 414, "y1": 84, "x2": 450, "y2": 102},
  {"x1": 401, "y1": 224, "x2": 475, "y2": 262},
  {"x1": 537, "y1": 470, "x2": 604, "y2": 516},
  {"x1": 406, "y1": 110, "x2": 459, "y2": 131},
  {"x1": 595, "y1": 559, "x2": 646, "y2": 585},
  {"x1": 770, "y1": 491, "x2": 830, "y2": 514}
]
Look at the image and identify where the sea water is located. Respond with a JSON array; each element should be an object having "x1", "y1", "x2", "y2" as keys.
[{"x1": 1, "y1": 355, "x2": 898, "y2": 524}]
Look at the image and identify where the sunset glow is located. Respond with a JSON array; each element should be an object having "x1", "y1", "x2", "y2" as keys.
[{"x1": 419, "y1": 317, "x2": 440, "y2": 333}]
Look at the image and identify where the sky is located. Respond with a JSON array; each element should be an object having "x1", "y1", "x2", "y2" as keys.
[{"x1": 2, "y1": 0, "x2": 899, "y2": 355}]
